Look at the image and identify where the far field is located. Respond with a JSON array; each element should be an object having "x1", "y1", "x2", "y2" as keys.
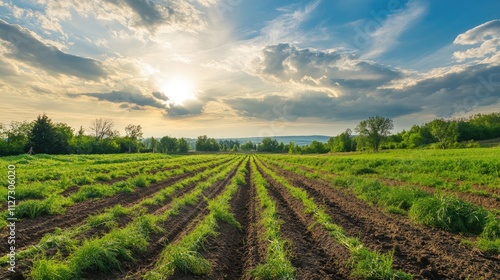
[{"x1": 1, "y1": 149, "x2": 499, "y2": 279}]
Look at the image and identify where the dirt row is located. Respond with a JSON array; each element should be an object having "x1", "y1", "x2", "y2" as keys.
[
  {"x1": 261, "y1": 159, "x2": 500, "y2": 279},
  {"x1": 0, "y1": 158, "x2": 233, "y2": 255}
]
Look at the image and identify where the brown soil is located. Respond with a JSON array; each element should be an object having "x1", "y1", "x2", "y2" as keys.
[{"x1": 261, "y1": 159, "x2": 500, "y2": 280}]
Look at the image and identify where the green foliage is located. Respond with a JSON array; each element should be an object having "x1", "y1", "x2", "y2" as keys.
[
  {"x1": 30, "y1": 259, "x2": 75, "y2": 280},
  {"x1": 355, "y1": 116, "x2": 394, "y2": 152},
  {"x1": 409, "y1": 195, "x2": 489, "y2": 235},
  {"x1": 16, "y1": 196, "x2": 71, "y2": 219},
  {"x1": 481, "y1": 216, "x2": 500, "y2": 240},
  {"x1": 349, "y1": 248, "x2": 412, "y2": 280},
  {"x1": 352, "y1": 167, "x2": 378, "y2": 175},
  {"x1": 130, "y1": 175, "x2": 149, "y2": 188}
]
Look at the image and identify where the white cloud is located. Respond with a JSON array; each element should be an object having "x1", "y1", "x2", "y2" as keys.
[
  {"x1": 362, "y1": 0, "x2": 427, "y2": 59},
  {"x1": 453, "y1": 20, "x2": 500, "y2": 63},
  {"x1": 454, "y1": 19, "x2": 500, "y2": 45}
]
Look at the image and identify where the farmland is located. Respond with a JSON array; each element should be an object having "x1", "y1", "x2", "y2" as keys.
[{"x1": 1, "y1": 149, "x2": 499, "y2": 279}]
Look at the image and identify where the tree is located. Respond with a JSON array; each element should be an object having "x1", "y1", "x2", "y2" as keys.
[
  {"x1": 355, "y1": 116, "x2": 394, "y2": 152},
  {"x1": 27, "y1": 114, "x2": 57, "y2": 154},
  {"x1": 125, "y1": 124, "x2": 143, "y2": 140},
  {"x1": 331, "y1": 129, "x2": 355, "y2": 152},
  {"x1": 429, "y1": 119, "x2": 459, "y2": 149},
  {"x1": 195, "y1": 135, "x2": 220, "y2": 152},
  {"x1": 240, "y1": 141, "x2": 255, "y2": 151},
  {"x1": 0, "y1": 121, "x2": 32, "y2": 156},
  {"x1": 178, "y1": 138, "x2": 190, "y2": 153},
  {"x1": 258, "y1": 137, "x2": 279, "y2": 152},
  {"x1": 53, "y1": 123, "x2": 74, "y2": 154},
  {"x1": 90, "y1": 118, "x2": 115, "y2": 142},
  {"x1": 159, "y1": 136, "x2": 178, "y2": 154},
  {"x1": 124, "y1": 124, "x2": 143, "y2": 153}
]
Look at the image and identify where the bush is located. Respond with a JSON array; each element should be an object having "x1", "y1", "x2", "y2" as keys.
[{"x1": 409, "y1": 195, "x2": 489, "y2": 235}]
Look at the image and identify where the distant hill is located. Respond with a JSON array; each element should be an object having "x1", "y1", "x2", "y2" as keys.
[{"x1": 185, "y1": 135, "x2": 330, "y2": 148}]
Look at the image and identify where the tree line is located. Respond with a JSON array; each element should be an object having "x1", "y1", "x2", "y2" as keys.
[{"x1": 1, "y1": 112, "x2": 498, "y2": 156}]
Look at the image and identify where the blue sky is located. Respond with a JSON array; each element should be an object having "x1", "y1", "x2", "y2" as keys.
[{"x1": 0, "y1": 0, "x2": 499, "y2": 137}]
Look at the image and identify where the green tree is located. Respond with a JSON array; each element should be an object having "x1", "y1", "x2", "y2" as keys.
[
  {"x1": 27, "y1": 114, "x2": 57, "y2": 154},
  {"x1": 429, "y1": 119, "x2": 459, "y2": 149},
  {"x1": 355, "y1": 116, "x2": 394, "y2": 152},
  {"x1": 258, "y1": 137, "x2": 279, "y2": 152},
  {"x1": 331, "y1": 129, "x2": 355, "y2": 152},
  {"x1": 160, "y1": 136, "x2": 178, "y2": 154},
  {"x1": 240, "y1": 141, "x2": 255, "y2": 151},
  {"x1": 177, "y1": 138, "x2": 190, "y2": 153}
]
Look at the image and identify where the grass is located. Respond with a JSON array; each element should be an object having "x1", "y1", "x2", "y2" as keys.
[
  {"x1": 249, "y1": 158, "x2": 296, "y2": 280},
  {"x1": 408, "y1": 195, "x2": 489, "y2": 235}
]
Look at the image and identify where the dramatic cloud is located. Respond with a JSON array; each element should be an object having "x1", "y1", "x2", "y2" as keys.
[
  {"x1": 70, "y1": 91, "x2": 167, "y2": 109},
  {"x1": 453, "y1": 20, "x2": 500, "y2": 63},
  {"x1": 100, "y1": 0, "x2": 206, "y2": 32},
  {"x1": 454, "y1": 20, "x2": 500, "y2": 45},
  {"x1": 255, "y1": 43, "x2": 402, "y2": 91},
  {"x1": 0, "y1": 19, "x2": 106, "y2": 80},
  {"x1": 225, "y1": 92, "x2": 420, "y2": 121}
]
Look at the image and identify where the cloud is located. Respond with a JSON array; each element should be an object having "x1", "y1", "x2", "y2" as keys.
[
  {"x1": 453, "y1": 20, "x2": 500, "y2": 63},
  {"x1": 69, "y1": 90, "x2": 167, "y2": 109},
  {"x1": 165, "y1": 99, "x2": 206, "y2": 116},
  {"x1": 255, "y1": 43, "x2": 401, "y2": 90},
  {"x1": 454, "y1": 20, "x2": 500, "y2": 45},
  {"x1": 101, "y1": 0, "x2": 206, "y2": 32},
  {"x1": 362, "y1": 0, "x2": 427, "y2": 59},
  {"x1": 0, "y1": 19, "x2": 106, "y2": 80},
  {"x1": 225, "y1": 92, "x2": 420, "y2": 121}
]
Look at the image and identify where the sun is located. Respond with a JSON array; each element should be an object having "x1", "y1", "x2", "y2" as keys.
[{"x1": 161, "y1": 76, "x2": 195, "y2": 105}]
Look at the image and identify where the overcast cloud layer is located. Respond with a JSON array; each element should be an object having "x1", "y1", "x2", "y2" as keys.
[{"x1": 0, "y1": 0, "x2": 499, "y2": 137}]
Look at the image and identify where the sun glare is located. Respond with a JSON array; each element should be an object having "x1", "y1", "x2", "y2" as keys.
[{"x1": 161, "y1": 76, "x2": 195, "y2": 105}]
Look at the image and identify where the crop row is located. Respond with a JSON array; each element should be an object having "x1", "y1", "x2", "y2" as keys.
[
  {"x1": 0, "y1": 156, "x2": 242, "y2": 270},
  {"x1": 261, "y1": 156, "x2": 500, "y2": 254},
  {"x1": 256, "y1": 157, "x2": 412, "y2": 279},
  {"x1": 1, "y1": 155, "x2": 231, "y2": 224},
  {"x1": 13, "y1": 156, "x2": 245, "y2": 279}
]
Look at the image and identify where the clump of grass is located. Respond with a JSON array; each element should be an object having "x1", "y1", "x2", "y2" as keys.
[
  {"x1": 380, "y1": 187, "x2": 430, "y2": 212},
  {"x1": 16, "y1": 196, "x2": 71, "y2": 219},
  {"x1": 31, "y1": 259, "x2": 75, "y2": 280},
  {"x1": 481, "y1": 216, "x2": 500, "y2": 240},
  {"x1": 94, "y1": 174, "x2": 112, "y2": 182},
  {"x1": 87, "y1": 204, "x2": 130, "y2": 228},
  {"x1": 130, "y1": 175, "x2": 149, "y2": 188},
  {"x1": 72, "y1": 175, "x2": 94, "y2": 185},
  {"x1": 352, "y1": 167, "x2": 378, "y2": 175},
  {"x1": 409, "y1": 195, "x2": 489, "y2": 235},
  {"x1": 70, "y1": 184, "x2": 113, "y2": 202},
  {"x1": 349, "y1": 248, "x2": 412, "y2": 280}
]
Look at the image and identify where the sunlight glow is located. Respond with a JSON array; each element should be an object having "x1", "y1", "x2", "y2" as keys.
[{"x1": 161, "y1": 76, "x2": 195, "y2": 105}]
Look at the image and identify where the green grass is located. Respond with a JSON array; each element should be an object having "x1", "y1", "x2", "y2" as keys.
[{"x1": 408, "y1": 195, "x2": 489, "y2": 235}]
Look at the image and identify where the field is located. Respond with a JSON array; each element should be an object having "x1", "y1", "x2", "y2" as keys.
[{"x1": 1, "y1": 149, "x2": 499, "y2": 279}]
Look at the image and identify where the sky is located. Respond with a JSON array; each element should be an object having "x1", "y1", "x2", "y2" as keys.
[{"x1": 0, "y1": 0, "x2": 499, "y2": 138}]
